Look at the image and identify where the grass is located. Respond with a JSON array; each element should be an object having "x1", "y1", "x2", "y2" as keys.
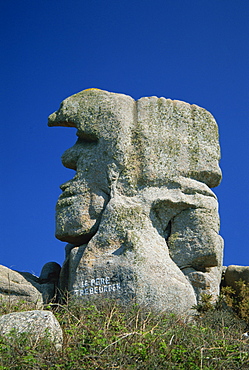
[{"x1": 0, "y1": 289, "x2": 249, "y2": 370}]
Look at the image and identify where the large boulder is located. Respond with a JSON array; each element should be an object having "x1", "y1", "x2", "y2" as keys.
[
  {"x1": 0, "y1": 263, "x2": 61, "y2": 306},
  {"x1": 0, "y1": 310, "x2": 63, "y2": 350},
  {"x1": 49, "y1": 89, "x2": 223, "y2": 313},
  {"x1": 0, "y1": 265, "x2": 43, "y2": 307}
]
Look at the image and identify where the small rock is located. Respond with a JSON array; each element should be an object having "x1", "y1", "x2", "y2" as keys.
[
  {"x1": 39, "y1": 262, "x2": 61, "y2": 283},
  {"x1": 39, "y1": 262, "x2": 61, "y2": 303},
  {"x1": 0, "y1": 310, "x2": 63, "y2": 350}
]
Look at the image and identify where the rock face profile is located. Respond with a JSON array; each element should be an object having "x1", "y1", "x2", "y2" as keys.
[{"x1": 48, "y1": 88, "x2": 224, "y2": 314}]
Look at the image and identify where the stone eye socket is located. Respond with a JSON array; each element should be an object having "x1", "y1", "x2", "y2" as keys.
[{"x1": 76, "y1": 131, "x2": 98, "y2": 143}]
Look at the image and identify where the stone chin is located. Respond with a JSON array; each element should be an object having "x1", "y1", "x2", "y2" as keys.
[
  {"x1": 55, "y1": 211, "x2": 99, "y2": 244},
  {"x1": 55, "y1": 197, "x2": 104, "y2": 245},
  {"x1": 55, "y1": 230, "x2": 95, "y2": 245}
]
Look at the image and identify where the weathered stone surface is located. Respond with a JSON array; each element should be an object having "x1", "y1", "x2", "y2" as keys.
[
  {"x1": 0, "y1": 310, "x2": 63, "y2": 349},
  {"x1": 224, "y1": 265, "x2": 249, "y2": 292},
  {"x1": 60, "y1": 194, "x2": 197, "y2": 314},
  {"x1": 0, "y1": 265, "x2": 43, "y2": 307},
  {"x1": 49, "y1": 89, "x2": 223, "y2": 312},
  {"x1": 135, "y1": 97, "x2": 221, "y2": 188},
  {"x1": 182, "y1": 266, "x2": 222, "y2": 302}
]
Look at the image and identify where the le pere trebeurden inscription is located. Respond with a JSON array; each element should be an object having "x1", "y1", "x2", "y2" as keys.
[{"x1": 73, "y1": 277, "x2": 121, "y2": 297}]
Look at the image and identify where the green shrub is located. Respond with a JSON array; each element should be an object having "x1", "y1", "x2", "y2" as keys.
[
  {"x1": 221, "y1": 280, "x2": 249, "y2": 321},
  {"x1": 0, "y1": 295, "x2": 249, "y2": 369}
]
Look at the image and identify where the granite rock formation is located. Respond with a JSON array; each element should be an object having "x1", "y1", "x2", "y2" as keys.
[
  {"x1": 0, "y1": 265, "x2": 43, "y2": 307},
  {"x1": 48, "y1": 88, "x2": 224, "y2": 313}
]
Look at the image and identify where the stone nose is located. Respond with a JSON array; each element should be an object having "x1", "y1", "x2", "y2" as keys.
[{"x1": 61, "y1": 145, "x2": 79, "y2": 170}]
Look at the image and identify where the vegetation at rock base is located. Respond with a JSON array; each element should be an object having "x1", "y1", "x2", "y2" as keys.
[{"x1": 1, "y1": 283, "x2": 249, "y2": 370}]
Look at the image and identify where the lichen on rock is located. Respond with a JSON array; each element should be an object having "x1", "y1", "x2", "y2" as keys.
[{"x1": 48, "y1": 88, "x2": 224, "y2": 314}]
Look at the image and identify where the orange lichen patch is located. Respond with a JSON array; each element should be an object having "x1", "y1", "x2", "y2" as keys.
[{"x1": 83, "y1": 88, "x2": 101, "y2": 92}]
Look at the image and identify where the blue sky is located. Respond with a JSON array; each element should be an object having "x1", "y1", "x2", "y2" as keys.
[{"x1": 1, "y1": 0, "x2": 249, "y2": 276}]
